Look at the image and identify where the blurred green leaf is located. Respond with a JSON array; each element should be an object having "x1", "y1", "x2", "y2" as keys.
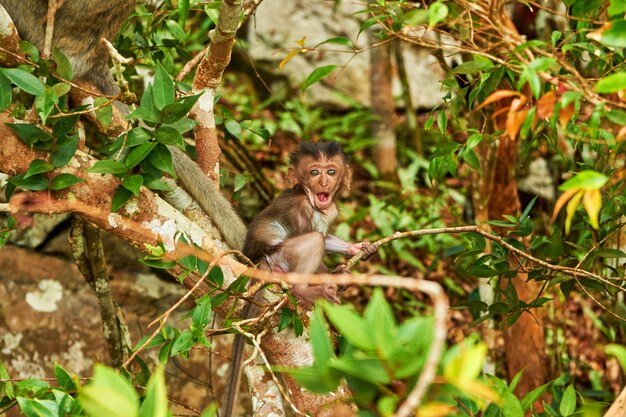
[{"x1": 302, "y1": 65, "x2": 336, "y2": 90}]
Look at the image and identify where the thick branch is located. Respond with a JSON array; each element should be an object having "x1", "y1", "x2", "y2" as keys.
[
  {"x1": 191, "y1": 0, "x2": 243, "y2": 178},
  {"x1": 0, "y1": 4, "x2": 26, "y2": 67},
  {"x1": 69, "y1": 218, "x2": 129, "y2": 367}
]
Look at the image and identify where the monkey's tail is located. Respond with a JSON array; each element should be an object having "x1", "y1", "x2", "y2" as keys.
[{"x1": 168, "y1": 145, "x2": 247, "y2": 251}]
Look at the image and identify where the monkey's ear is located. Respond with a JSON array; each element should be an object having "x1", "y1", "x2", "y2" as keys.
[
  {"x1": 287, "y1": 166, "x2": 299, "y2": 188},
  {"x1": 340, "y1": 165, "x2": 352, "y2": 197}
]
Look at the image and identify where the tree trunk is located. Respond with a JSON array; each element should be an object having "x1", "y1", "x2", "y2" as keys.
[
  {"x1": 474, "y1": 136, "x2": 548, "y2": 403},
  {"x1": 370, "y1": 36, "x2": 397, "y2": 177}
]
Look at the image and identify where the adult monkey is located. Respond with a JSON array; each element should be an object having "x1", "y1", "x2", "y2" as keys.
[
  {"x1": 222, "y1": 141, "x2": 378, "y2": 417},
  {"x1": 0, "y1": 0, "x2": 248, "y2": 250}
]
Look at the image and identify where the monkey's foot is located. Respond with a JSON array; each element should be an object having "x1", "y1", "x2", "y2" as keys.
[{"x1": 292, "y1": 283, "x2": 340, "y2": 307}]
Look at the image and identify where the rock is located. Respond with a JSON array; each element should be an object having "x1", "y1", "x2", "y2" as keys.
[
  {"x1": 246, "y1": 0, "x2": 445, "y2": 109},
  {"x1": 0, "y1": 245, "x2": 233, "y2": 414}
]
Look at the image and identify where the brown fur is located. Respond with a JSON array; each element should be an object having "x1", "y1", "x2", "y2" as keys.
[{"x1": 0, "y1": 0, "x2": 136, "y2": 95}]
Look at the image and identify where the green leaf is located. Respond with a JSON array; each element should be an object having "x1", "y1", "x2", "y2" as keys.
[
  {"x1": 596, "y1": 72, "x2": 626, "y2": 93},
  {"x1": 559, "y1": 384, "x2": 576, "y2": 416},
  {"x1": 289, "y1": 366, "x2": 338, "y2": 393},
  {"x1": 17, "y1": 397, "x2": 59, "y2": 417},
  {"x1": 609, "y1": 0, "x2": 626, "y2": 15},
  {"x1": 149, "y1": 144, "x2": 175, "y2": 178},
  {"x1": 605, "y1": 344, "x2": 626, "y2": 373},
  {"x1": 35, "y1": 87, "x2": 58, "y2": 124},
  {"x1": 51, "y1": 173, "x2": 84, "y2": 190},
  {"x1": 8, "y1": 173, "x2": 48, "y2": 191},
  {"x1": 1, "y1": 68, "x2": 45, "y2": 96},
  {"x1": 144, "y1": 177, "x2": 172, "y2": 191},
  {"x1": 167, "y1": 117, "x2": 198, "y2": 134},
  {"x1": 126, "y1": 142, "x2": 157, "y2": 168},
  {"x1": 52, "y1": 134, "x2": 79, "y2": 167},
  {"x1": 78, "y1": 365, "x2": 139, "y2": 417},
  {"x1": 178, "y1": 0, "x2": 190, "y2": 23},
  {"x1": 53, "y1": 48, "x2": 74, "y2": 80},
  {"x1": 89, "y1": 160, "x2": 128, "y2": 175},
  {"x1": 153, "y1": 61, "x2": 175, "y2": 111},
  {"x1": 94, "y1": 97, "x2": 112, "y2": 127},
  {"x1": 139, "y1": 367, "x2": 168, "y2": 417},
  {"x1": 127, "y1": 128, "x2": 153, "y2": 147},
  {"x1": 302, "y1": 65, "x2": 336, "y2": 90},
  {"x1": 322, "y1": 302, "x2": 372, "y2": 351},
  {"x1": 452, "y1": 60, "x2": 493, "y2": 74},
  {"x1": 7, "y1": 123, "x2": 53, "y2": 146},
  {"x1": 192, "y1": 295, "x2": 212, "y2": 331},
  {"x1": 121, "y1": 175, "x2": 144, "y2": 197},
  {"x1": 0, "y1": 72, "x2": 12, "y2": 111},
  {"x1": 200, "y1": 404, "x2": 218, "y2": 417},
  {"x1": 559, "y1": 170, "x2": 608, "y2": 191},
  {"x1": 171, "y1": 331, "x2": 194, "y2": 357},
  {"x1": 0, "y1": 360, "x2": 14, "y2": 399},
  {"x1": 52, "y1": 112, "x2": 80, "y2": 137},
  {"x1": 154, "y1": 125, "x2": 183, "y2": 146},
  {"x1": 404, "y1": 9, "x2": 429, "y2": 26},
  {"x1": 444, "y1": 342, "x2": 487, "y2": 381},
  {"x1": 162, "y1": 94, "x2": 200, "y2": 124},
  {"x1": 359, "y1": 17, "x2": 379, "y2": 36},
  {"x1": 54, "y1": 362, "x2": 77, "y2": 392},
  {"x1": 437, "y1": 110, "x2": 448, "y2": 134},
  {"x1": 24, "y1": 159, "x2": 53, "y2": 179},
  {"x1": 278, "y1": 308, "x2": 294, "y2": 332},
  {"x1": 111, "y1": 185, "x2": 133, "y2": 212},
  {"x1": 315, "y1": 36, "x2": 354, "y2": 49},
  {"x1": 310, "y1": 305, "x2": 335, "y2": 367},
  {"x1": 593, "y1": 19, "x2": 626, "y2": 48},
  {"x1": 128, "y1": 105, "x2": 160, "y2": 125},
  {"x1": 364, "y1": 289, "x2": 396, "y2": 359},
  {"x1": 234, "y1": 173, "x2": 247, "y2": 192},
  {"x1": 521, "y1": 381, "x2": 551, "y2": 411},
  {"x1": 224, "y1": 118, "x2": 242, "y2": 140},
  {"x1": 165, "y1": 19, "x2": 186, "y2": 42},
  {"x1": 51, "y1": 82, "x2": 71, "y2": 98},
  {"x1": 498, "y1": 388, "x2": 525, "y2": 417},
  {"x1": 331, "y1": 357, "x2": 390, "y2": 384},
  {"x1": 428, "y1": 1, "x2": 448, "y2": 26}
]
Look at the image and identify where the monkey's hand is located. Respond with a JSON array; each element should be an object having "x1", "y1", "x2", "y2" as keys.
[
  {"x1": 292, "y1": 283, "x2": 340, "y2": 307},
  {"x1": 349, "y1": 242, "x2": 378, "y2": 260}
]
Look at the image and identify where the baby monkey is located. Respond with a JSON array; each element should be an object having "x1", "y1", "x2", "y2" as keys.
[{"x1": 243, "y1": 141, "x2": 377, "y2": 304}]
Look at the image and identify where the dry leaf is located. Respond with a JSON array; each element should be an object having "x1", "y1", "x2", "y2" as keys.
[
  {"x1": 537, "y1": 91, "x2": 556, "y2": 120},
  {"x1": 550, "y1": 188, "x2": 578, "y2": 223},
  {"x1": 558, "y1": 101, "x2": 575, "y2": 128},
  {"x1": 474, "y1": 89, "x2": 523, "y2": 111},
  {"x1": 279, "y1": 49, "x2": 304, "y2": 70},
  {"x1": 505, "y1": 99, "x2": 528, "y2": 140},
  {"x1": 565, "y1": 190, "x2": 584, "y2": 235},
  {"x1": 582, "y1": 189, "x2": 602, "y2": 229}
]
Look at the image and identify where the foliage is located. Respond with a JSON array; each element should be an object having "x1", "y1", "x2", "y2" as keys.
[
  {"x1": 0, "y1": 361, "x2": 217, "y2": 417},
  {"x1": 1, "y1": 0, "x2": 626, "y2": 415}
]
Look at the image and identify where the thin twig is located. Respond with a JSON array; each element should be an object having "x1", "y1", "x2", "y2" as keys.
[
  {"x1": 43, "y1": 0, "x2": 57, "y2": 59},
  {"x1": 122, "y1": 249, "x2": 242, "y2": 368},
  {"x1": 341, "y1": 226, "x2": 624, "y2": 293}
]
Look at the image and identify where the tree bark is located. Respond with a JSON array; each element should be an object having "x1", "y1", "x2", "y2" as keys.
[
  {"x1": 191, "y1": 0, "x2": 243, "y2": 180},
  {"x1": 474, "y1": 136, "x2": 548, "y2": 404},
  {"x1": 370, "y1": 38, "x2": 397, "y2": 178}
]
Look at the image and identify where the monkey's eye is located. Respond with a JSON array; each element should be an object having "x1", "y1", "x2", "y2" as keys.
[
  {"x1": 310, "y1": 169, "x2": 320, "y2": 176},
  {"x1": 328, "y1": 169, "x2": 336, "y2": 176}
]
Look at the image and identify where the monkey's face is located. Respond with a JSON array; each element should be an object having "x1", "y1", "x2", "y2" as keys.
[{"x1": 296, "y1": 155, "x2": 345, "y2": 211}]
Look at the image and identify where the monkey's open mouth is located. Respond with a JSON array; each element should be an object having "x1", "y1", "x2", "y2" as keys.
[{"x1": 316, "y1": 193, "x2": 330, "y2": 203}]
